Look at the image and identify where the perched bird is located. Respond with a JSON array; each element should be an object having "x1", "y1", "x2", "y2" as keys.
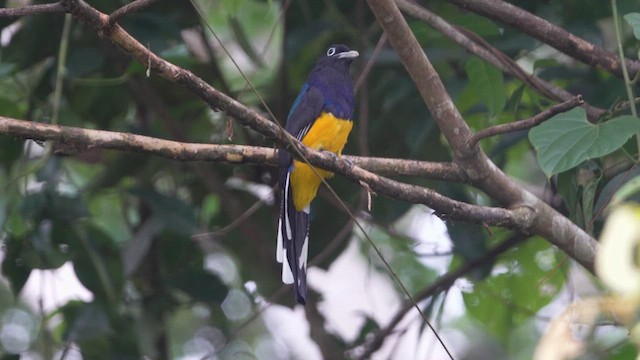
[{"x1": 276, "y1": 44, "x2": 359, "y2": 304}]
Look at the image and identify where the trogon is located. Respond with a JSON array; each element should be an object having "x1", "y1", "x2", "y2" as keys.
[{"x1": 276, "y1": 44, "x2": 359, "y2": 304}]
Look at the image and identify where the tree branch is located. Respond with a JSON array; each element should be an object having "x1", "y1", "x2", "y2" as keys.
[
  {"x1": 0, "y1": 116, "x2": 274, "y2": 165},
  {"x1": 108, "y1": 0, "x2": 158, "y2": 28},
  {"x1": 395, "y1": 0, "x2": 605, "y2": 121},
  {"x1": 468, "y1": 95, "x2": 584, "y2": 148},
  {"x1": 447, "y1": 0, "x2": 640, "y2": 80},
  {"x1": 0, "y1": 115, "x2": 465, "y2": 181},
  {"x1": 0, "y1": 2, "x2": 65, "y2": 17},
  {"x1": 366, "y1": 0, "x2": 598, "y2": 272},
  {"x1": 0, "y1": 116, "x2": 529, "y2": 241},
  {"x1": 54, "y1": 0, "x2": 529, "y2": 230},
  {"x1": 18, "y1": 0, "x2": 592, "y2": 271},
  {"x1": 2, "y1": 114, "x2": 523, "y2": 227}
]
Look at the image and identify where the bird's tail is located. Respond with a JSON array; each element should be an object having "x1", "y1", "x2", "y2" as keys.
[{"x1": 277, "y1": 169, "x2": 310, "y2": 305}]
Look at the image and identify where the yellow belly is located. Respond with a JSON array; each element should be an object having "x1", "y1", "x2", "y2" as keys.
[{"x1": 290, "y1": 112, "x2": 353, "y2": 211}]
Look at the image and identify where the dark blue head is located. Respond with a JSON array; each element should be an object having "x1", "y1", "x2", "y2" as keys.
[
  {"x1": 316, "y1": 44, "x2": 359, "y2": 68},
  {"x1": 307, "y1": 44, "x2": 359, "y2": 119}
]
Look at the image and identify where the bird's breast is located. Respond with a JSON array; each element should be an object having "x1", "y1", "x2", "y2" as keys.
[
  {"x1": 289, "y1": 112, "x2": 353, "y2": 211},
  {"x1": 301, "y1": 112, "x2": 353, "y2": 153}
]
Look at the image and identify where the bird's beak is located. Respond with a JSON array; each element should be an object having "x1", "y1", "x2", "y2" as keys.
[{"x1": 337, "y1": 50, "x2": 359, "y2": 59}]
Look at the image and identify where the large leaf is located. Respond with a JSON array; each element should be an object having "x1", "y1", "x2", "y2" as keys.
[
  {"x1": 466, "y1": 56, "x2": 507, "y2": 116},
  {"x1": 529, "y1": 108, "x2": 640, "y2": 177},
  {"x1": 624, "y1": 13, "x2": 640, "y2": 40}
]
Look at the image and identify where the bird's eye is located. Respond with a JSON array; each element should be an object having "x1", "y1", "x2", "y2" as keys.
[{"x1": 326, "y1": 47, "x2": 336, "y2": 56}]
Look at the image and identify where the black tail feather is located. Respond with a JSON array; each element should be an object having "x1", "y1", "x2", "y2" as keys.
[{"x1": 278, "y1": 169, "x2": 310, "y2": 305}]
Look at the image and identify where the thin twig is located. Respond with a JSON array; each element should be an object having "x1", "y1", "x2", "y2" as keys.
[
  {"x1": 108, "y1": 0, "x2": 158, "y2": 27},
  {"x1": 354, "y1": 33, "x2": 387, "y2": 93},
  {"x1": 353, "y1": 234, "x2": 527, "y2": 360},
  {"x1": 0, "y1": 2, "x2": 65, "y2": 17},
  {"x1": 192, "y1": 196, "x2": 269, "y2": 238},
  {"x1": 468, "y1": 95, "x2": 584, "y2": 148}
]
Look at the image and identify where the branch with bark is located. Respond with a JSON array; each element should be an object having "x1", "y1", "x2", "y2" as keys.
[
  {"x1": 447, "y1": 0, "x2": 640, "y2": 79},
  {"x1": 366, "y1": 0, "x2": 596, "y2": 269},
  {"x1": 0, "y1": 0, "x2": 597, "y2": 267},
  {"x1": 468, "y1": 95, "x2": 584, "y2": 148},
  {"x1": 0, "y1": 115, "x2": 465, "y2": 181},
  {"x1": 0, "y1": 1, "x2": 65, "y2": 17},
  {"x1": 0, "y1": 0, "x2": 606, "y2": 357},
  {"x1": 395, "y1": 0, "x2": 606, "y2": 121}
]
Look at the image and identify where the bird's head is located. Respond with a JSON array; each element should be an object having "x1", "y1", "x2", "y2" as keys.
[{"x1": 320, "y1": 44, "x2": 359, "y2": 67}]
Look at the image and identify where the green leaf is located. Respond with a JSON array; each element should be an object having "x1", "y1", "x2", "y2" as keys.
[
  {"x1": 165, "y1": 270, "x2": 227, "y2": 303},
  {"x1": 624, "y1": 13, "x2": 640, "y2": 40},
  {"x1": 529, "y1": 108, "x2": 640, "y2": 177},
  {"x1": 63, "y1": 302, "x2": 113, "y2": 343},
  {"x1": 556, "y1": 170, "x2": 580, "y2": 223},
  {"x1": 449, "y1": 222, "x2": 490, "y2": 280},
  {"x1": 464, "y1": 237, "x2": 565, "y2": 343},
  {"x1": 579, "y1": 172, "x2": 600, "y2": 232},
  {"x1": 594, "y1": 166, "x2": 640, "y2": 218},
  {"x1": 505, "y1": 82, "x2": 526, "y2": 113},
  {"x1": 466, "y1": 56, "x2": 507, "y2": 116},
  {"x1": 1, "y1": 235, "x2": 32, "y2": 295},
  {"x1": 73, "y1": 225, "x2": 123, "y2": 304},
  {"x1": 128, "y1": 187, "x2": 197, "y2": 235}
]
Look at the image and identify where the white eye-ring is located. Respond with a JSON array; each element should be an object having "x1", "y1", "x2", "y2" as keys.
[{"x1": 326, "y1": 47, "x2": 336, "y2": 56}]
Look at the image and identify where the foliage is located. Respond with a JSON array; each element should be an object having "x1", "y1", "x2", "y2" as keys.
[
  {"x1": 0, "y1": 0, "x2": 639, "y2": 359},
  {"x1": 529, "y1": 108, "x2": 640, "y2": 177}
]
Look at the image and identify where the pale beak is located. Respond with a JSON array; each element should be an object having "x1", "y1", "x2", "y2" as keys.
[{"x1": 337, "y1": 50, "x2": 359, "y2": 59}]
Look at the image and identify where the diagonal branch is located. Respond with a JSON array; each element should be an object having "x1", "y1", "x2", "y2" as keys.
[
  {"x1": 447, "y1": 0, "x2": 640, "y2": 80},
  {"x1": 395, "y1": 0, "x2": 606, "y2": 121},
  {"x1": 7, "y1": 0, "x2": 591, "y2": 271},
  {"x1": 366, "y1": 0, "x2": 598, "y2": 272}
]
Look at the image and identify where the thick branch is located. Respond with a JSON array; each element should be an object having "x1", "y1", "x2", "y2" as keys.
[
  {"x1": 0, "y1": 2, "x2": 65, "y2": 17},
  {"x1": 0, "y1": 116, "x2": 464, "y2": 181},
  {"x1": 366, "y1": 0, "x2": 598, "y2": 272},
  {"x1": 468, "y1": 95, "x2": 584, "y2": 148},
  {"x1": 396, "y1": 0, "x2": 605, "y2": 121},
  {"x1": 366, "y1": 0, "x2": 473, "y2": 154},
  {"x1": 447, "y1": 0, "x2": 640, "y2": 80}
]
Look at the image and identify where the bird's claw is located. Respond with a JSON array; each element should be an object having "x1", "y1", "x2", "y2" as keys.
[{"x1": 321, "y1": 151, "x2": 353, "y2": 170}]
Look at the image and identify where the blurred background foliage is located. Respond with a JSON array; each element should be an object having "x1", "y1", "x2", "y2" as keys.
[{"x1": 0, "y1": 0, "x2": 639, "y2": 359}]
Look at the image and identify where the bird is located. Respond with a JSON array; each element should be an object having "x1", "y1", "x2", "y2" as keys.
[{"x1": 276, "y1": 44, "x2": 359, "y2": 305}]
